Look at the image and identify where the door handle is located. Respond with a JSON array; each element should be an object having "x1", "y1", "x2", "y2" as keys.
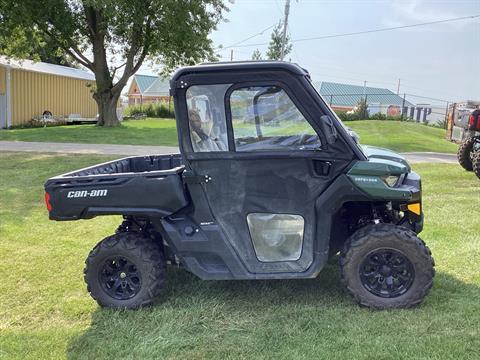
[{"x1": 312, "y1": 160, "x2": 332, "y2": 176}]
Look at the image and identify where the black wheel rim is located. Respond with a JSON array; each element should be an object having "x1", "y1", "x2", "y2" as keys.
[
  {"x1": 99, "y1": 256, "x2": 142, "y2": 300},
  {"x1": 359, "y1": 248, "x2": 415, "y2": 298}
]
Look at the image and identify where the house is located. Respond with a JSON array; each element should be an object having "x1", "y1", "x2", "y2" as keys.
[
  {"x1": 314, "y1": 81, "x2": 414, "y2": 116},
  {"x1": 127, "y1": 74, "x2": 170, "y2": 105},
  {"x1": 0, "y1": 57, "x2": 97, "y2": 128}
]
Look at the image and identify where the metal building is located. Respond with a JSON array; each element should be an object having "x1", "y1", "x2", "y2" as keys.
[
  {"x1": 0, "y1": 57, "x2": 97, "y2": 128},
  {"x1": 314, "y1": 81, "x2": 414, "y2": 113},
  {"x1": 127, "y1": 74, "x2": 170, "y2": 106}
]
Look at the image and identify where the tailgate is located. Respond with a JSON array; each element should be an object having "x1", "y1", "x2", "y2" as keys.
[{"x1": 45, "y1": 167, "x2": 188, "y2": 220}]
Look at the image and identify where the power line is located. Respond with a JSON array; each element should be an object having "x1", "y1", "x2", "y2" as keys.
[
  {"x1": 226, "y1": 14, "x2": 480, "y2": 48},
  {"x1": 274, "y1": 0, "x2": 283, "y2": 15},
  {"x1": 289, "y1": 25, "x2": 301, "y2": 63},
  {"x1": 216, "y1": 23, "x2": 277, "y2": 51},
  {"x1": 404, "y1": 93, "x2": 452, "y2": 103}
]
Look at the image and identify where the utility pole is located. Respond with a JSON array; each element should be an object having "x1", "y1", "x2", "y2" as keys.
[
  {"x1": 230, "y1": 49, "x2": 233, "y2": 61},
  {"x1": 397, "y1": 78, "x2": 401, "y2": 95},
  {"x1": 280, "y1": 0, "x2": 291, "y2": 61}
]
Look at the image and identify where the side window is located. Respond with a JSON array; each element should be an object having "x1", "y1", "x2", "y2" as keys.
[
  {"x1": 186, "y1": 84, "x2": 231, "y2": 152},
  {"x1": 230, "y1": 85, "x2": 321, "y2": 151}
]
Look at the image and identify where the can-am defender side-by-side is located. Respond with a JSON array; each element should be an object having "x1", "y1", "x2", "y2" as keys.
[
  {"x1": 457, "y1": 109, "x2": 480, "y2": 179},
  {"x1": 44, "y1": 62, "x2": 434, "y2": 309},
  {"x1": 447, "y1": 101, "x2": 480, "y2": 179}
]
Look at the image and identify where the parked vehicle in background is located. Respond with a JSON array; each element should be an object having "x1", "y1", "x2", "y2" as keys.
[
  {"x1": 45, "y1": 61, "x2": 435, "y2": 310},
  {"x1": 447, "y1": 101, "x2": 480, "y2": 179}
]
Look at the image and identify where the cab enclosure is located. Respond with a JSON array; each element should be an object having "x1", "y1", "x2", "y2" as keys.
[{"x1": 160, "y1": 61, "x2": 421, "y2": 280}]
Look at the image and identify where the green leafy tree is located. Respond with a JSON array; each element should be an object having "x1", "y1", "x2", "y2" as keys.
[
  {"x1": 0, "y1": 0, "x2": 227, "y2": 126},
  {"x1": 251, "y1": 49, "x2": 262, "y2": 60},
  {"x1": 266, "y1": 22, "x2": 292, "y2": 61},
  {"x1": 12, "y1": 32, "x2": 77, "y2": 66},
  {"x1": 354, "y1": 98, "x2": 369, "y2": 120}
]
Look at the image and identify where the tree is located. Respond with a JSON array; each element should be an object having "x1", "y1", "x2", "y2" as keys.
[
  {"x1": 251, "y1": 49, "x2": 262, "y2": 60},
  {"x1": 0, "y1": 0, "x2": 227, "y2": 127},
  {"x1": 266, "y1": 22, "x2": 292, "y2": 61},
  {"x1": 2, "y1": 31, "x2": 77, "y2": 66},
  {"x1": 354, "y1": 98, "x2": 369, "y2": 120},
  {"x1": 33, "y1": 38, "x2": 77, "y2": 67}
]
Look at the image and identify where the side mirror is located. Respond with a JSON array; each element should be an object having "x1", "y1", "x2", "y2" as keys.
[
  {"x1": 347, "y1": 128, "x2": 360, "y2": 144},
  {"x1": 319, "y1": 115, "x2": 338, "y2": 145}
]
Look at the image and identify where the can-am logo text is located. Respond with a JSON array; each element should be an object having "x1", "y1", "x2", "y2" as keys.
[{"x1": 67, "y1": 189, "x2": 108, "y2": 198}]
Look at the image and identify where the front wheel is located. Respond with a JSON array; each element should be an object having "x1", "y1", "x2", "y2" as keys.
[
  {"x1": 340, "y1": 223, "x2": 434, "y2": 309},
  {"x1": 84, "y1": 232, "x2": 166, "y2": 309},
  {"x1": 457, "y1": 137, "x2": 475, "y2": 171},
  {"x1": 472, "y1": 151, "x2": 480, "y2": 180}
]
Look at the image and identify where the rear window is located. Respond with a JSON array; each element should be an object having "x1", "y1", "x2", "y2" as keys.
[{"x1": 186, "y1": 84, "x2": 231, "y2": 152}]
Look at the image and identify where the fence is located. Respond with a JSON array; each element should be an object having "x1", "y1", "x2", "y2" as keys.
[{"x1": 321, "y1": 93, "x2": 449, "y2": 126}]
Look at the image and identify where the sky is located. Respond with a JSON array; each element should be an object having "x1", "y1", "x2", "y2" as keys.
[{"x1": 204, "y1": 0, "x2": 480, "y2": 102}]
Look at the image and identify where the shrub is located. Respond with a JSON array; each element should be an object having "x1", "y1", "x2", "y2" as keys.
[
  {"x1": 155, "y1": 102, "x2": 174, "y2": 118},
  {"x1": 336, "y1": 111, "x2": 360, "y2": 121},
  {"x1": 8, "y1": 118, "x2": 68, "y2": 129},
  {"x1": 336, "y1": 99, "x2": 370, "y2": 121},
  {"x1": 369, "y1": 112, "x2": 387, "y2": 120},
  {"x1": 433, "y1": 118, "x2": 448, "y2": 129},
  {"x1": 123, "y1": 104, "x2": 145, "y2": 117},
  {"x1": 124, "y1": 101, "x2": 175, "y2": 118}
]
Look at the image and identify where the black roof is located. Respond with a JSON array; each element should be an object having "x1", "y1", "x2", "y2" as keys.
[{"x1": 171, "y1": 61, "x2": 309, "y2": 81}]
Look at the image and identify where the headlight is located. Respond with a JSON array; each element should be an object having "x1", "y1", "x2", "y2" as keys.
[{"x1": 381, "y1": 175, "x2": 400, "y2": 187}]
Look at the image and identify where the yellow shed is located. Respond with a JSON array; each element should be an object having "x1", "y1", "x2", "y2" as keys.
[{"x1": 0, "y1": 57, "x2": 97, "y2": 128}]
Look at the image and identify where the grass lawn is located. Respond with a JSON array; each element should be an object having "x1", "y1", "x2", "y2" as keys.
[
  {"x1": 347, "y1": 120, "x2": 458, "y2": 154},
  {"x1": 0, "y1": 118, "x2": 179, "y2": 147},
  {"x1": 0, "y1": 118, "x2": 458, "y2": 153},
  {"x1": 1, "y1": 152, "x2": 479, "y2": 359}
]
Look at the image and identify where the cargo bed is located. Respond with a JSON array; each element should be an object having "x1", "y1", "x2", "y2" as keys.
[{"x1": 44, "y1": 154, "x2": 188, "y2": 220}]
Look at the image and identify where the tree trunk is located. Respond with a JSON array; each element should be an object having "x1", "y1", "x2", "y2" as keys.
[{"x1": 94, "y1": 90, "x2": 121, "y2": 127}]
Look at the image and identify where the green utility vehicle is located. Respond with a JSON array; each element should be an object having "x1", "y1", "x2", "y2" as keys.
[
  {"x1": 447, "y1": 101, "x2": 480, "y2": 178},
  {"x1": 45, "y1": 62, "x2": 434, "y2": 309}
]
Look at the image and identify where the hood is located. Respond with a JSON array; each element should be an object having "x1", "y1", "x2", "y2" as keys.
[{"x1": 361, "y1": 145, "x2": 411, "y2": 171}]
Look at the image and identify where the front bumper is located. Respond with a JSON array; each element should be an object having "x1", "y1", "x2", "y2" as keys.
[
  {"x1": 397, "y1": 170, "x2": 423, "y2": 234},
  {"x1": 399, "y1": 211, "x2": 424, "y2": 234}
]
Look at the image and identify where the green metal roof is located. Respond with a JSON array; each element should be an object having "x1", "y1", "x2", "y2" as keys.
[
  {"x1": 314, "y1": 81, "x2": 413, "y2": 107},
  {"x1": 143, "y1": 77, "x2": 170, "y2": 96},
  {"x1": 133, "y1": 74, "x2": 158, "y2": 94}
]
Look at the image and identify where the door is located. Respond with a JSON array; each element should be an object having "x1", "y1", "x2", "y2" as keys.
[{"x1": 184, "y1": 81, "x2": 353, "y2": 274}]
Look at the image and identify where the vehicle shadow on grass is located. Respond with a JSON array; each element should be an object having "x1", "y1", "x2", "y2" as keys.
[{"x1": 66, "y1": 265, "x2": 479, "y2": 359}]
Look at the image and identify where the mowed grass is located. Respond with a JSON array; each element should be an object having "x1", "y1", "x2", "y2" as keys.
[
  {"x1": 347, "y1": 120, "x2": 458, "y2": 154},
  {"x1": 0, "y1": 118, "x2": 457, "y2": 153},
  {"x1": 0, "y1": 118, "x2": 179, "y2": 146},
  {"x1": 0, "y1": 152, "x2": 479, "y2": 359}
]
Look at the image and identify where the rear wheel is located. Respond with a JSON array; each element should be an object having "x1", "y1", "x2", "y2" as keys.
[
  {"x1": 457, "y1": 137, "x2": 475, "y2": 171},
  {"x1": 340, "y1": 223, "x2": 434, "y2": 309},
  {"x1": 84, "y1": 232, "x2": 166, "y2": 309}
]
